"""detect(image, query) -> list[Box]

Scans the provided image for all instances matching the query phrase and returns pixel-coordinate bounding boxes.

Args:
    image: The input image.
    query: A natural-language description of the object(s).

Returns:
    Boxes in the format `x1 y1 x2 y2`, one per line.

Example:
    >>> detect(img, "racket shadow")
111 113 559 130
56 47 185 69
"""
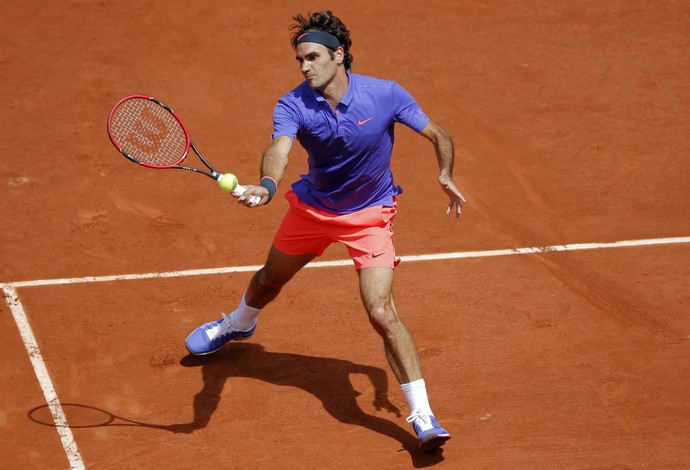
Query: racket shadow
179 342 445 467
27 402 196 434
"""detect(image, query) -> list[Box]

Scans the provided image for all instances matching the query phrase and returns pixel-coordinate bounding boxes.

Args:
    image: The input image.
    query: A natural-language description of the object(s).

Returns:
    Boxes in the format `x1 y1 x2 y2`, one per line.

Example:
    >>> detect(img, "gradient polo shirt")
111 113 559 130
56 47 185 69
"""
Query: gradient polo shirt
272 73 430 214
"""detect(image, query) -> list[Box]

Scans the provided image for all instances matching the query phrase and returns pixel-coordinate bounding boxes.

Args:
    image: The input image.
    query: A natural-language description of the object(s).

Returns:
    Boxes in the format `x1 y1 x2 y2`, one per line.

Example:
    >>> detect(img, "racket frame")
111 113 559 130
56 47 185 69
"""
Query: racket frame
107 95 222 181
107 94 261 204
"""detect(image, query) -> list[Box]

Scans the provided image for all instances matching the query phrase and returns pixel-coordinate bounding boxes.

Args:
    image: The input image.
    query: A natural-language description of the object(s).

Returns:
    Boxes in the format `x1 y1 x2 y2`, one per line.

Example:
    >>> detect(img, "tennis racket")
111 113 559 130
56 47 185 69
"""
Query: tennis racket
107 95 261 205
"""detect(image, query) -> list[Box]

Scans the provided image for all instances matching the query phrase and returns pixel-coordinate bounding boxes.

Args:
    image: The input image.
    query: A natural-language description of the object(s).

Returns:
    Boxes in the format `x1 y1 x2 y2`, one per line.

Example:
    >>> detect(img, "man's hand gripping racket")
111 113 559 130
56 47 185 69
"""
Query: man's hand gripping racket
107 95 262 206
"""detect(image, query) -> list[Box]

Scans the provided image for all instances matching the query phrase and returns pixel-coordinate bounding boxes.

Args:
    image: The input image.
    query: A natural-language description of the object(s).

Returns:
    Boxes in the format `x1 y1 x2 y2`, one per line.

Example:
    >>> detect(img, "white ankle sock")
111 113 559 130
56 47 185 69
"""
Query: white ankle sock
230 294 261 330
401 378 434 416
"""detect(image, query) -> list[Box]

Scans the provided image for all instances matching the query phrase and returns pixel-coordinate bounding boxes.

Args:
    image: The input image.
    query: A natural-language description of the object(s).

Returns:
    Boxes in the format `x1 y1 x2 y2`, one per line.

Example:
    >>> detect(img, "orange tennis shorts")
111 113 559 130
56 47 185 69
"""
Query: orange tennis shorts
274 190 400 270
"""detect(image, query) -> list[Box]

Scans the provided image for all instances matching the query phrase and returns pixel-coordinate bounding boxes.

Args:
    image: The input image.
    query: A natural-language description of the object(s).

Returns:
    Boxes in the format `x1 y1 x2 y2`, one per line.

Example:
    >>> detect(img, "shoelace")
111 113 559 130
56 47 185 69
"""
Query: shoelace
204 313 233 340
406 412 433 431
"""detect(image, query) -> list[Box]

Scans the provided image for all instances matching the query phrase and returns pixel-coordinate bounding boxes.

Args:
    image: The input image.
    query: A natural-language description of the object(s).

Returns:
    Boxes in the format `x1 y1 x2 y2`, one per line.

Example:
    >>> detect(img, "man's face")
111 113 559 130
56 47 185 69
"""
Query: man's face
295 42 342 90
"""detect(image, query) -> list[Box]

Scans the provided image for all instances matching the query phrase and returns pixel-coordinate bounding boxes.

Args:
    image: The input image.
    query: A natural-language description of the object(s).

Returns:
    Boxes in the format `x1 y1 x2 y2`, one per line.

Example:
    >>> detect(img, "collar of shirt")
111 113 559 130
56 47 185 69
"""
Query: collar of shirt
310 72 355 111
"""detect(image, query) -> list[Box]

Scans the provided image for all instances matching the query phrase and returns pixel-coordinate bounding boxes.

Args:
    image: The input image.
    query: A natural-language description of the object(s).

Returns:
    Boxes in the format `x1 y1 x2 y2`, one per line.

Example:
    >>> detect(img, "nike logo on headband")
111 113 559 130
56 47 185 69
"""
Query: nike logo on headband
295 31 341 49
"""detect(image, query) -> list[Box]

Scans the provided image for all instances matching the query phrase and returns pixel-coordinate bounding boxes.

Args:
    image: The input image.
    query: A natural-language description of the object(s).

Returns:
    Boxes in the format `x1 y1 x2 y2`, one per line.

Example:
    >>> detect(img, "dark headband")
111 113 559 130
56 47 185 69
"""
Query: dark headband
295 30 341 50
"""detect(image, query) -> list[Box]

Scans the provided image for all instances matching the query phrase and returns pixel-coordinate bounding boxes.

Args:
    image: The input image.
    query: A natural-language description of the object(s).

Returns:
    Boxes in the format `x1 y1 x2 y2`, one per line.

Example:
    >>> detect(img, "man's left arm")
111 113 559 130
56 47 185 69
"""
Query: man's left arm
419 120 467 218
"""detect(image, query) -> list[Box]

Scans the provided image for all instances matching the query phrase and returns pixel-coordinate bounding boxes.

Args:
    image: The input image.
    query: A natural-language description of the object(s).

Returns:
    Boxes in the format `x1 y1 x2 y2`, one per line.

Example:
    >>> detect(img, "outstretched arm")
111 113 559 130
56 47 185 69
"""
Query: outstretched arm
236 136 293 207
419 120 467 218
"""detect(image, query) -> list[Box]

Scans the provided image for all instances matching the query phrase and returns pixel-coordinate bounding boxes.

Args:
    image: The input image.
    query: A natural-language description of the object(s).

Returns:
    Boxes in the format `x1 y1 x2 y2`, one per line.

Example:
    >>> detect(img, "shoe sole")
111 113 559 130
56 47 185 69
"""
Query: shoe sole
420 433 451 452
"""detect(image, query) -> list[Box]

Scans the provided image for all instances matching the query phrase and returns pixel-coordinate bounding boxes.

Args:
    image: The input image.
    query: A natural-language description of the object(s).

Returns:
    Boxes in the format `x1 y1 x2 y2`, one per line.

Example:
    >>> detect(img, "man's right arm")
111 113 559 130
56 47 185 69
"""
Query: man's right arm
236 136 293 206
261 136 293 184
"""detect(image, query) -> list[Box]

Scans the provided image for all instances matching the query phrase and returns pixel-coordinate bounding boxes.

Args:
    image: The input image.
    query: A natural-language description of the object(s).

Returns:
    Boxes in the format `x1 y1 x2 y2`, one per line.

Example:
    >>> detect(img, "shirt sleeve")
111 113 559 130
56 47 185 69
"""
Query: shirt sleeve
271 97 301 140
392 82 430 132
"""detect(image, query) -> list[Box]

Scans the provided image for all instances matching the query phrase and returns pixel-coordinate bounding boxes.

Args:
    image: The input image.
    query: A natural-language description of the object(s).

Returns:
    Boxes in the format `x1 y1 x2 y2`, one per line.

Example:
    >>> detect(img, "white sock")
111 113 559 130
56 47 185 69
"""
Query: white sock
401 378 434 416
230 294 261 330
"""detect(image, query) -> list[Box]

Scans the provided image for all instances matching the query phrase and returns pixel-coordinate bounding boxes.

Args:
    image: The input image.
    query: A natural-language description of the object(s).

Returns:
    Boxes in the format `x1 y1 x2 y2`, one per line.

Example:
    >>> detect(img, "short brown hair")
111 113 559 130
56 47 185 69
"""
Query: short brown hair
290 11 353 70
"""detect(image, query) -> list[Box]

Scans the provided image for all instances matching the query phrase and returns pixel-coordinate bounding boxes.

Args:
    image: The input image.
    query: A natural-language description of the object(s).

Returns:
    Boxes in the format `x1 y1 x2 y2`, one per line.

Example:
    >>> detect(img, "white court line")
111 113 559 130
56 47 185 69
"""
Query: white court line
4 235 690 289
1 285 84 470
1 234 689 469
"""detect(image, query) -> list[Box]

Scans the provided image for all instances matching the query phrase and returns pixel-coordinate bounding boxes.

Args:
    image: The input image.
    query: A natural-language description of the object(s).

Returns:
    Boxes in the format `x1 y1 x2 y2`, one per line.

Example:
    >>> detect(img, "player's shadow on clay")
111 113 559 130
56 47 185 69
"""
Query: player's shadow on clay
179 343 445 466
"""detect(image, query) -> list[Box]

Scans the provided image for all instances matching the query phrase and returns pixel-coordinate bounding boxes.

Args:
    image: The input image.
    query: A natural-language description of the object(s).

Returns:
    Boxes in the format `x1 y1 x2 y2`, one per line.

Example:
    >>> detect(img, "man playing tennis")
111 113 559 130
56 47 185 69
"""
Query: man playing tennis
186 11 466 452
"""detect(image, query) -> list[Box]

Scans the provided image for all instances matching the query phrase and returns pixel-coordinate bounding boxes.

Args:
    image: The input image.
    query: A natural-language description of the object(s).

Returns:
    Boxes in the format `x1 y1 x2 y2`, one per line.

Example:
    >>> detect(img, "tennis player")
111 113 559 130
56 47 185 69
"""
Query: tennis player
186 11 466 452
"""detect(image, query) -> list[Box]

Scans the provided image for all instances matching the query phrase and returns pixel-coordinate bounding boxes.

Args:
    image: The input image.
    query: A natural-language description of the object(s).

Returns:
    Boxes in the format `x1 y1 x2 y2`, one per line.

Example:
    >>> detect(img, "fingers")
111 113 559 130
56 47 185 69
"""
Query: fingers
233 185 268 207
440 178 466 218
447 198 462 218
445 190 465 218
237 194 263 207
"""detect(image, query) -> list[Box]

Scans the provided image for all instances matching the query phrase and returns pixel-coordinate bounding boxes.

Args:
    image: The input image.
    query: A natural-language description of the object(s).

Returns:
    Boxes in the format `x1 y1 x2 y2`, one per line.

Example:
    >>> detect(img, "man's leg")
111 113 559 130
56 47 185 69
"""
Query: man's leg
358 267 422 383
245 245 317 309
185 245 316 355
358 267 451 451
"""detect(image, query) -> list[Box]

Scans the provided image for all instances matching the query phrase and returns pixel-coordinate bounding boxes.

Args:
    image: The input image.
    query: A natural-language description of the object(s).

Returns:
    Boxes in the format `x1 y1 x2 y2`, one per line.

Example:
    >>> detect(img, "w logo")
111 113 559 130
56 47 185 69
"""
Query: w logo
126 106 169 153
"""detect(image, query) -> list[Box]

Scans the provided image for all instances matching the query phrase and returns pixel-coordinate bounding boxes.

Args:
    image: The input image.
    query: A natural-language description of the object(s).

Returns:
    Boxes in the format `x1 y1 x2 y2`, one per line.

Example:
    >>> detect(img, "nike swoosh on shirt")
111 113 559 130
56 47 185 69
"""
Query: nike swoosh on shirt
358 117 374 125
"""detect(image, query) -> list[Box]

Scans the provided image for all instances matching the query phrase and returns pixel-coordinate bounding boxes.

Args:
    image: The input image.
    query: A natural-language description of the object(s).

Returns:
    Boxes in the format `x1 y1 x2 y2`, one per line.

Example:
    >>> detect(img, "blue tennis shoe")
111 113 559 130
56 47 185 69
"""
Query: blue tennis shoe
406 412 451 451
185 313 256 355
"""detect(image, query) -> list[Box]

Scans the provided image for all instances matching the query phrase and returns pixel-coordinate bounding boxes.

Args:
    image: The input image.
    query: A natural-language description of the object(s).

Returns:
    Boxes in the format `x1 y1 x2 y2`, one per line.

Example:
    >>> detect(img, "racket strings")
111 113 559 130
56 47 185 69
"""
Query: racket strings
110 98 188 167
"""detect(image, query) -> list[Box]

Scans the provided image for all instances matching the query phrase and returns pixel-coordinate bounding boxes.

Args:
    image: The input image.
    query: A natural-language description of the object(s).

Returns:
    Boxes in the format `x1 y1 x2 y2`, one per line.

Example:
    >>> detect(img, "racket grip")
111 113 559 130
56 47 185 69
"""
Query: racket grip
233 184 262 205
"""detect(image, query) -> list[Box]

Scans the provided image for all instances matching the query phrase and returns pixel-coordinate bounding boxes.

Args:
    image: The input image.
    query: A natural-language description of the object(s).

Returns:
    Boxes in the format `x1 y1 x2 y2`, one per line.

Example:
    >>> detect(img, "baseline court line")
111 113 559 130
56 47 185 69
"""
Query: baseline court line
4 235 690 289
1 234 688 469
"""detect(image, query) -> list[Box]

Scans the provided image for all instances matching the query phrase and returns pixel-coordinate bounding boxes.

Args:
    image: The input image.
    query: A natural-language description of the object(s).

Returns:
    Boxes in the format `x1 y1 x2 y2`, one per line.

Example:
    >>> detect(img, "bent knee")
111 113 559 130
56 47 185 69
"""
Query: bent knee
367 305 399 333
257 266 289 290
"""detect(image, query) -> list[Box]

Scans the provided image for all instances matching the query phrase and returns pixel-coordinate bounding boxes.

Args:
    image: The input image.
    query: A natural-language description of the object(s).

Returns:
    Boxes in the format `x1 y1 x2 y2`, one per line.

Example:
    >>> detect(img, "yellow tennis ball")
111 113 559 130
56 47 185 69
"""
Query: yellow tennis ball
218 173 238 192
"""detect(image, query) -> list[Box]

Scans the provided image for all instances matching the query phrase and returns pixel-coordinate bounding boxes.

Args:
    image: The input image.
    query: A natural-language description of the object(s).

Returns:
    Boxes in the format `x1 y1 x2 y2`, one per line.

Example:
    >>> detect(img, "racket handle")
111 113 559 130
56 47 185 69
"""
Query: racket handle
233 184 262 206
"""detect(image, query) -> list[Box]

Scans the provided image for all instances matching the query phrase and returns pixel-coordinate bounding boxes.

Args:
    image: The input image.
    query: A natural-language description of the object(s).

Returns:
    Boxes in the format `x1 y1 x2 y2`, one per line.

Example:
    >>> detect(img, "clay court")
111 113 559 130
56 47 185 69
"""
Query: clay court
2 1 689 468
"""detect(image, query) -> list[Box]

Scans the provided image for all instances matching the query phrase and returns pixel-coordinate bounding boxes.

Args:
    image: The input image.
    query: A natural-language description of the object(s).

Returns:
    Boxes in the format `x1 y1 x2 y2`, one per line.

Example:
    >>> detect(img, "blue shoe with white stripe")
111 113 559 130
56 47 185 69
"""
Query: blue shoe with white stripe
406 412 451 451
185 313 256 355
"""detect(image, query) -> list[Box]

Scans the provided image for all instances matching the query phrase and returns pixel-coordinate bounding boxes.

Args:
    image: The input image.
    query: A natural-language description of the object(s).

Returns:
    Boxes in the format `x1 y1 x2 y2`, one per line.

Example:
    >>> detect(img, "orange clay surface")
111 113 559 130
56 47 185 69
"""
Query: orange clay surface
2 1 689 469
